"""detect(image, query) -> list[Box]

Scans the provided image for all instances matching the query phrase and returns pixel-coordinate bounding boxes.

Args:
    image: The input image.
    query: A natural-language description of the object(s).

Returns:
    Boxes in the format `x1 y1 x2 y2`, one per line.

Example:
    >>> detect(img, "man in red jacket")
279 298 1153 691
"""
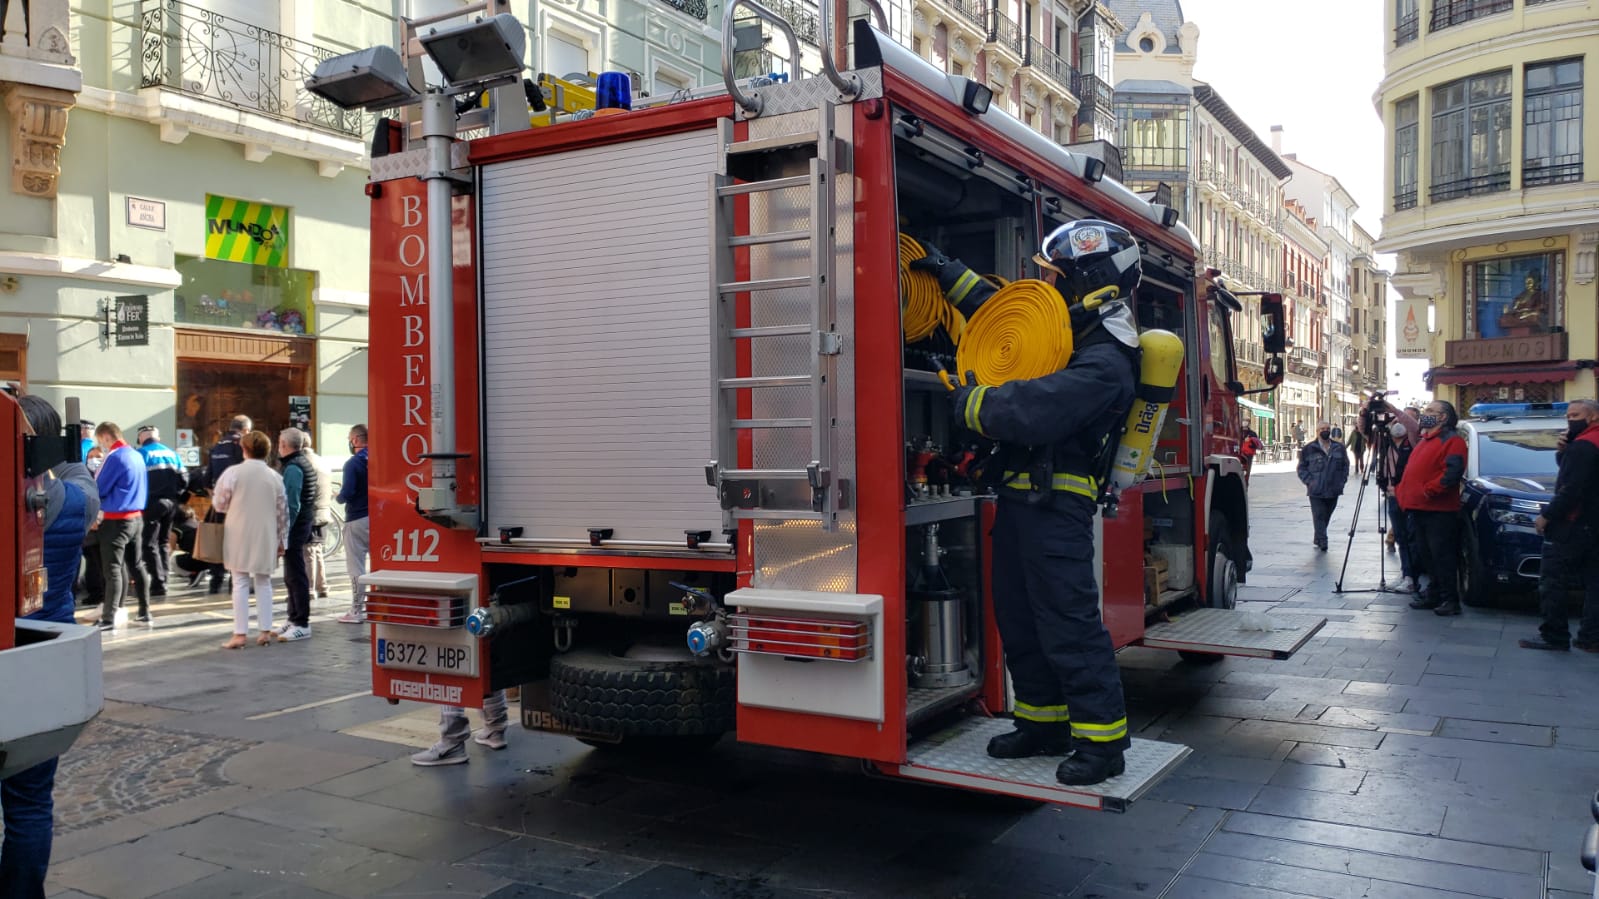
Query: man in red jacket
1396 399 1469 616
1519 399 1599 652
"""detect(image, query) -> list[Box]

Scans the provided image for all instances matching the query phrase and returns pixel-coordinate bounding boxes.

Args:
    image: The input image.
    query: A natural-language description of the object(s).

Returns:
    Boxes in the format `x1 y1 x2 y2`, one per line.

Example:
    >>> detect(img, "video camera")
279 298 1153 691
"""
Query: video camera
1359 391 1399 441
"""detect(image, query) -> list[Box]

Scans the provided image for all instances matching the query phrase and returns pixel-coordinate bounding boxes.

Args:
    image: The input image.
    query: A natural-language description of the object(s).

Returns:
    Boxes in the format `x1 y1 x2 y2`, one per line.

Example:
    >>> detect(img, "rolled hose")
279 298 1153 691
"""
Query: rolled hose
955 279 1074 386
898 234 966 344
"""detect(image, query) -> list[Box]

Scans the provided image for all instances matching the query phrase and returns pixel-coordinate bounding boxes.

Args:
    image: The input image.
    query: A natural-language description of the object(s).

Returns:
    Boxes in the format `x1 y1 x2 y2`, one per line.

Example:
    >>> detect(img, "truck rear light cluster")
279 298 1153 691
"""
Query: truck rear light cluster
729 613 871 661
364 591 468 628
21 568 46 618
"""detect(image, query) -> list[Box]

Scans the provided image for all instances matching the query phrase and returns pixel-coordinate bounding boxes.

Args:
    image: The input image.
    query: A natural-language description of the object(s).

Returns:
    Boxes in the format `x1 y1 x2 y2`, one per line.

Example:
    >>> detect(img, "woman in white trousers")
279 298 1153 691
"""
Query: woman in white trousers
211 431 288 649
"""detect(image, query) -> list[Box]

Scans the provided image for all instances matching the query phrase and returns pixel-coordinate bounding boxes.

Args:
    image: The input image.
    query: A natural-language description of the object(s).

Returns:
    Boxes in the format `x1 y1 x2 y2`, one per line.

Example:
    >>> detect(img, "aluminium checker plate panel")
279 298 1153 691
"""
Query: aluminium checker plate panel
896 717 1190 812
1138 608 1327 660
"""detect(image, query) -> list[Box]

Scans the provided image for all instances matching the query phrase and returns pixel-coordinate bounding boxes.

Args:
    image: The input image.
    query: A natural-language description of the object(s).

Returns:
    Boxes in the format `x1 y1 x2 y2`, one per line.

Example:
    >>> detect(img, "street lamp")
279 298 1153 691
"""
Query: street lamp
304 8 529 529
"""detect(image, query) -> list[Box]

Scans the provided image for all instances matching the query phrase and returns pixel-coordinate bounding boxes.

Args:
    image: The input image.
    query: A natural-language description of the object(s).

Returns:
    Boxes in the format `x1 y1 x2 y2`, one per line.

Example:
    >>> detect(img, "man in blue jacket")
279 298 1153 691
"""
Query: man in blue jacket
136 426 186 597
336 424 370 624
93 422 150 629
3 395 97 894
1297 421 1350 551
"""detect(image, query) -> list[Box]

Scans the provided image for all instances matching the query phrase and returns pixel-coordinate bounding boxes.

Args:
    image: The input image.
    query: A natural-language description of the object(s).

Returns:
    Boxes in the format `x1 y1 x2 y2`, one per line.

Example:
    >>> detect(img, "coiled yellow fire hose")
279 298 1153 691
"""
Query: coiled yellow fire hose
898 234 966 344
949 279 1074 387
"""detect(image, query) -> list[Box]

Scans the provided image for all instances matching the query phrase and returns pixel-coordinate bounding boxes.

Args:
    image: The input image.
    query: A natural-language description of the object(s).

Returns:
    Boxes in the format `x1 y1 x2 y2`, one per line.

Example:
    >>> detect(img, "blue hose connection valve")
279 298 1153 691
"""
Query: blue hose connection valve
686 620 726 656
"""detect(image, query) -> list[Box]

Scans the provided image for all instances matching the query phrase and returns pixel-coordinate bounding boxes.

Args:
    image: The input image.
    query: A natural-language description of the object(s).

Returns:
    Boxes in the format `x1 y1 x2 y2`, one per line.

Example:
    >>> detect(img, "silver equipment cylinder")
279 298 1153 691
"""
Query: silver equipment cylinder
913 593 971 688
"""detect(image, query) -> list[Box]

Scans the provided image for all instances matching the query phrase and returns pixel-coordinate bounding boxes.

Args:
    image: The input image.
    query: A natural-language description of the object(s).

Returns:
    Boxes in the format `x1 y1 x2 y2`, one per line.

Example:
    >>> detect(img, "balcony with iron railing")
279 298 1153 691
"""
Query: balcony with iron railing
947 0 989 32
1524 158 1583 188
1429 0 1513 31
1429 169 1510 202
986 8 1024 58
138 0 365 137
754 0 817 41
1394 10 1420 44
1024 37 1075 91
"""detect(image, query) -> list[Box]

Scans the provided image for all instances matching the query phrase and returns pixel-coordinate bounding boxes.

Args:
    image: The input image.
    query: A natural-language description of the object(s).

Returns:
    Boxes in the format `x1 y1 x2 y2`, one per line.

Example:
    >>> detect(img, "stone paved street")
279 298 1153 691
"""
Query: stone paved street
31 471 1599 898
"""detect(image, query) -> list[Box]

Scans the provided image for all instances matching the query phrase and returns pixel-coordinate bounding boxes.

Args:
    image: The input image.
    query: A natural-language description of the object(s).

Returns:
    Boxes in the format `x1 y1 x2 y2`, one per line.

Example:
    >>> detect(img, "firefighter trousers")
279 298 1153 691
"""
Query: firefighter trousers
991 494 1130 755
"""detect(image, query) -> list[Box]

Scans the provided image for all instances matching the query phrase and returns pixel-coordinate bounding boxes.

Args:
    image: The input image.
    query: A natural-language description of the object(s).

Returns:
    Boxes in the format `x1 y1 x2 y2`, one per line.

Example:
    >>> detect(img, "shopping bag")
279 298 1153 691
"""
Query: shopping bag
194 520 226 564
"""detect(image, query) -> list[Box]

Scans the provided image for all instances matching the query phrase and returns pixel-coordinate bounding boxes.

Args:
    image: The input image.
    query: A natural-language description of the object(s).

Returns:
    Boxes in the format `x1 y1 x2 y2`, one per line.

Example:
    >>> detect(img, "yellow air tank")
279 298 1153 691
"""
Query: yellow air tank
1109 329 1184 490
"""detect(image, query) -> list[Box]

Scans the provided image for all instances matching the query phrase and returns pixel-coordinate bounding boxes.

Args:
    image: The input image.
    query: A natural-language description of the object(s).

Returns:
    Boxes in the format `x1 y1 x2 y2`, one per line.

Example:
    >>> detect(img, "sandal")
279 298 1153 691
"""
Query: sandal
221 635 248 650
256 631 278 646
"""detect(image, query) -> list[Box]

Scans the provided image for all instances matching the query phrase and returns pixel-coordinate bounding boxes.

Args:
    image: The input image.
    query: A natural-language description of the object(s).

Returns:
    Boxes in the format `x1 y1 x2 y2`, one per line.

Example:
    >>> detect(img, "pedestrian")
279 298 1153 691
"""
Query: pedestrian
303 438 333 600
78 418 94 462
211 430 288 649
912 219 1140 786
1240 426 1264 477
1292 422 1306 446
1397 399 1468 616
336 424 370 625
2 395 98 895
135 425 185 598
92 422 151 630
411 691 511 766
1349 427 1367 477
203 415 251 595
1296 421 1349 551
169 505 211 585
1519 399 1599 652
1380 422 1419 591
275 428 318 642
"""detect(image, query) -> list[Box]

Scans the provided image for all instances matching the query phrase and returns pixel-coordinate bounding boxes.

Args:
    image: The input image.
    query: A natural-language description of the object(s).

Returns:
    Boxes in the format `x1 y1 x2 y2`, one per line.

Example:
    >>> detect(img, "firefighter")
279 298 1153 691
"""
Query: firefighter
910 220 1141 786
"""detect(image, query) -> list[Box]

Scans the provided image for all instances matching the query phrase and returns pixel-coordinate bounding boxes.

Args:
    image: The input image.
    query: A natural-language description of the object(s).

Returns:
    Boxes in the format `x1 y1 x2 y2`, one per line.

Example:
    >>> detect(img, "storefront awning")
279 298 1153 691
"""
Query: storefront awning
1427 360 1580 386
1237 397 1275 419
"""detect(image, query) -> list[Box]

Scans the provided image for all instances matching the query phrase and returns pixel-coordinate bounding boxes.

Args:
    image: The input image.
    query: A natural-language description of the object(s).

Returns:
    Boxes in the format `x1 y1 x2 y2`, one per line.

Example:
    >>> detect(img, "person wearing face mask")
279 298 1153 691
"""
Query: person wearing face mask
1396 399 1469 616
1519 399 1599 652
1297 421 1350 551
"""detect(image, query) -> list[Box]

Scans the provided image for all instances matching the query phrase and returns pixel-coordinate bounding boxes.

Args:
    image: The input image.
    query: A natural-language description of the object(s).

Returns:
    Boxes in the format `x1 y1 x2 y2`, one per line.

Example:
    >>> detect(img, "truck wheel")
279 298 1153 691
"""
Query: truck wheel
1458 521 1492 608
1181 511 1237 665
550 646 735 738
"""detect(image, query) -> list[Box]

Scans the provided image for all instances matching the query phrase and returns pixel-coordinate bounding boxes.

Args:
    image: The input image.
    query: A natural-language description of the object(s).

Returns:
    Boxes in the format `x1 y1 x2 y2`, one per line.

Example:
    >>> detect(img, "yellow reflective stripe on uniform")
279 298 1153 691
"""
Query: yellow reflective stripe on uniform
948 269 983 305
966 386 991 436
1014 701 1070 723
1001 471 1098 498
1070 718 1129 742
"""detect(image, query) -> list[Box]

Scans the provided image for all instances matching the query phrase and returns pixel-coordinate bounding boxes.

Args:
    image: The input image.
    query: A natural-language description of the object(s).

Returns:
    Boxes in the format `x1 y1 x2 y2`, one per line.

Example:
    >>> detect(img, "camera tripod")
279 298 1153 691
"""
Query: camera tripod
1334 424 1408 595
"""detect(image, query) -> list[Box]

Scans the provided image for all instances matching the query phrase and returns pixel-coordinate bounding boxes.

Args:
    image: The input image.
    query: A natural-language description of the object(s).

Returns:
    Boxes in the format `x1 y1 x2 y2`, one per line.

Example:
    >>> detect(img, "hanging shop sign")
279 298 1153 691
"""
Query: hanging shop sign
115 295 149 347
1395 297 1430 359
205 194 290 267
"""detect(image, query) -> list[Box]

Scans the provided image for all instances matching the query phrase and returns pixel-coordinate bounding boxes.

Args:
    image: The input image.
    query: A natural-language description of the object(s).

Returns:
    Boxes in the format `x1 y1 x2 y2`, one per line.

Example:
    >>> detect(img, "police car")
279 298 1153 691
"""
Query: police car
1457 402 1565 606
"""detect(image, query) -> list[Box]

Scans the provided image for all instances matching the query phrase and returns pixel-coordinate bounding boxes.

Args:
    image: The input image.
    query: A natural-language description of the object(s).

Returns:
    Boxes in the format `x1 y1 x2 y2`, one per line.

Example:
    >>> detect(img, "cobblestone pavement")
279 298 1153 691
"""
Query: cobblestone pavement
32 473 1599 898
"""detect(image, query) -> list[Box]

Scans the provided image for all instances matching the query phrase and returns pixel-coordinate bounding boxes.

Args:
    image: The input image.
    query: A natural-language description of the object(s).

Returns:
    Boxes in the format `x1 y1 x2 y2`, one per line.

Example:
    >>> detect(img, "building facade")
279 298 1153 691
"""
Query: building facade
1352 223 1390 401
0 0 718 458
1281 197 1329 441
1283 154 1363 431
1377 0 1597 409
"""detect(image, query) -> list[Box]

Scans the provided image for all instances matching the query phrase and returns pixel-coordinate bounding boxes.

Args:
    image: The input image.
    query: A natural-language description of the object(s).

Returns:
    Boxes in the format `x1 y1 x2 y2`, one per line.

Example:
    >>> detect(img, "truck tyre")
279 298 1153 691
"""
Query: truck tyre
1458 520 1492 608
1181 510 1237 665
549 647 735 739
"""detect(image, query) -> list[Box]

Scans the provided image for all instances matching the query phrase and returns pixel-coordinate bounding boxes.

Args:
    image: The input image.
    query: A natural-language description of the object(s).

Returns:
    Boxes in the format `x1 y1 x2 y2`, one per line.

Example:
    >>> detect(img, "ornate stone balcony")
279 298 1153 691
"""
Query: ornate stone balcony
1 0 81 199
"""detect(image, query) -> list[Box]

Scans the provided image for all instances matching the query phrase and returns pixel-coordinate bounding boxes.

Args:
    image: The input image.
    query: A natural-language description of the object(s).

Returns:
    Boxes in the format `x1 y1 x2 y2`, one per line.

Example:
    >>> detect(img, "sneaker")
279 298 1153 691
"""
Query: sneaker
473 728 508 750
150 586 167 597
134 614 153 624
95 619 115 631
336 612 364 624
411 742 468 766
113 608 128 628
279 625 312 642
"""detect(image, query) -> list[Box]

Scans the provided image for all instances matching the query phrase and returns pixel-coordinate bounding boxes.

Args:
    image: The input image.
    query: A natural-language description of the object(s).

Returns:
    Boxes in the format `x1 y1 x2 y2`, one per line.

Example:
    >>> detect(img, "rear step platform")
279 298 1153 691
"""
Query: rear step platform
1138 608 1326 660
894 718 1190 811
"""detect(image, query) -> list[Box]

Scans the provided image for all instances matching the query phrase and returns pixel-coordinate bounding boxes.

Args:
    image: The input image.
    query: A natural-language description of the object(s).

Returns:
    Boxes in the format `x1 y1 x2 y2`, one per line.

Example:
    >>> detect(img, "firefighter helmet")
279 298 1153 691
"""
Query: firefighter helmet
1038 220 1143 310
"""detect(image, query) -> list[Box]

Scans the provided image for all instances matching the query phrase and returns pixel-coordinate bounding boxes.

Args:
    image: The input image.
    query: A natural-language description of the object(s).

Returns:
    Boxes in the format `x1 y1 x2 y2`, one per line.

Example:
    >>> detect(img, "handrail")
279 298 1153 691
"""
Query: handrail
819 0 887 99
721 0 804 114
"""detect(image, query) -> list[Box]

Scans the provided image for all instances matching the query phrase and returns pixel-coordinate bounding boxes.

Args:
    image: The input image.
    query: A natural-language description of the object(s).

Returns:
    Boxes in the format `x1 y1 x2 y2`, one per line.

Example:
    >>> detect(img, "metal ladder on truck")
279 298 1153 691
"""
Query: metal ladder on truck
705 101 843 530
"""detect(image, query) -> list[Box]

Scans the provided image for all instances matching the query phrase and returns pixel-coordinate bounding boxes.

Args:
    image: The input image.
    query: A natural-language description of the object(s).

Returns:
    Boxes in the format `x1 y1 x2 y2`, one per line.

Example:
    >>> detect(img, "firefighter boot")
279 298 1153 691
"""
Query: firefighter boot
1056 749 1125 786
987 725 1071 759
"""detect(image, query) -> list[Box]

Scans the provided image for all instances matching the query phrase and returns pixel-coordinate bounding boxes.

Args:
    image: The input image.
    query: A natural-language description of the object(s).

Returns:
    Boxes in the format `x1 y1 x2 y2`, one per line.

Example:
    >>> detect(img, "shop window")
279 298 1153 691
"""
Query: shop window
174 256 317 335
1429 70 1510 201
1464 251 1564 339
1524 58 1583 188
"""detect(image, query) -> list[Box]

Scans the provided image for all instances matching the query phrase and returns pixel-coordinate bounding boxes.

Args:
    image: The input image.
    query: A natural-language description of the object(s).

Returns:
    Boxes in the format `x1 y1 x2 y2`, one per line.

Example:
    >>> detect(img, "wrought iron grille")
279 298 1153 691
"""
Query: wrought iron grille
1429 0 1511 31
987 9 1023 56
1394 11 1419 44
1025 38 1075 89
950 0 988 31
657 0 710 20
139 0 364 137
749 0 818 43
1524 159 1582 187
1429 170 1509 201
1394 187 1418 210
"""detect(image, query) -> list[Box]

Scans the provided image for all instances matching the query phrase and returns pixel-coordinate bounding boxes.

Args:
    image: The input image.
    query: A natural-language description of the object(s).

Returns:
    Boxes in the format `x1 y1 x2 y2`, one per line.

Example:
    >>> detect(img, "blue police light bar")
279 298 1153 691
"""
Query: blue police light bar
1468 401 1568 420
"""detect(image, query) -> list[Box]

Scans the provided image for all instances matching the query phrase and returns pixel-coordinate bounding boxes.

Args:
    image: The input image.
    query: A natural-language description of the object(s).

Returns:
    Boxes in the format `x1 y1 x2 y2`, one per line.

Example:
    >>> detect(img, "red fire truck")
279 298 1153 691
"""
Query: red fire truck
342 2 1322 809
0 392 103 780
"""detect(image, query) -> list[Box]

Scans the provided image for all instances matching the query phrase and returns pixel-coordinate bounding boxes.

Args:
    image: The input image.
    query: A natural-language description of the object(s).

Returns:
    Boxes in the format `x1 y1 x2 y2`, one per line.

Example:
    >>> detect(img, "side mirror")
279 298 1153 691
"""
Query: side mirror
1260 293 1287 355
1265 356 1285 387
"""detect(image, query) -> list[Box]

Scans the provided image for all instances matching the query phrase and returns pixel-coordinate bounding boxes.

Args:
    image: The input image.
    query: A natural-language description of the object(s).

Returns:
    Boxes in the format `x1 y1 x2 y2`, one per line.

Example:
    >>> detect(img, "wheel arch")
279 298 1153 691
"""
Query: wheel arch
1207 467 1251 581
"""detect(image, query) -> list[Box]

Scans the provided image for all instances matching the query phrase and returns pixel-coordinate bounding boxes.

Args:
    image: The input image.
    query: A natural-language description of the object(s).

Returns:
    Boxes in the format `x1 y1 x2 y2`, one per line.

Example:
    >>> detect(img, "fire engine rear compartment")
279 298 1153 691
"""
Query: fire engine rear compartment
449 54 1324 810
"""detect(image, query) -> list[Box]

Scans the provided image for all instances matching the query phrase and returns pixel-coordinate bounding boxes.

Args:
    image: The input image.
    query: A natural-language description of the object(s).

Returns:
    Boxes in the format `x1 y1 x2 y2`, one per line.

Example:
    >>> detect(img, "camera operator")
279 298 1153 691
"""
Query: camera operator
1361 397 1423 593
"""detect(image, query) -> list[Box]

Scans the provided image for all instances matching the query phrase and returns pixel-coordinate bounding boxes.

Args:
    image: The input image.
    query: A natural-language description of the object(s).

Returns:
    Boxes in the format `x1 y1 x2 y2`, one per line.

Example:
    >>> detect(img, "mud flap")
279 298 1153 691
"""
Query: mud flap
1137 608 1326 660
891 717 1190 811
